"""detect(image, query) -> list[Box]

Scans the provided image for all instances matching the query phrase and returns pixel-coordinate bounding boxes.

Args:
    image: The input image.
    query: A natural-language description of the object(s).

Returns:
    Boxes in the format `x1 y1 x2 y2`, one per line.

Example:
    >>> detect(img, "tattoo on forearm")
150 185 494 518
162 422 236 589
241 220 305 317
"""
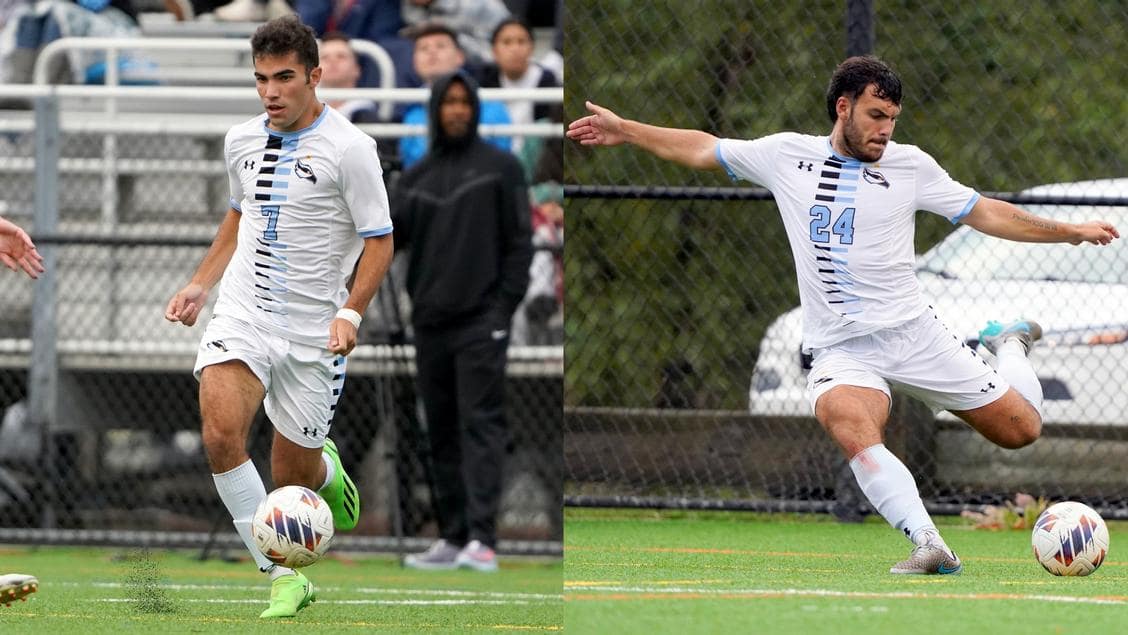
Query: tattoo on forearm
1011 212 1058 232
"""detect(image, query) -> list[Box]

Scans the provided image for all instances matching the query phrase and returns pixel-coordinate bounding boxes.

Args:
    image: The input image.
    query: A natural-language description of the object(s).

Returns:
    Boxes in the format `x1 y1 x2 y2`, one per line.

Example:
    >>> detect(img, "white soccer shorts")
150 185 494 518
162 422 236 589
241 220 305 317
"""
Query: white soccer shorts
806 308 1009 415
193 313 346 448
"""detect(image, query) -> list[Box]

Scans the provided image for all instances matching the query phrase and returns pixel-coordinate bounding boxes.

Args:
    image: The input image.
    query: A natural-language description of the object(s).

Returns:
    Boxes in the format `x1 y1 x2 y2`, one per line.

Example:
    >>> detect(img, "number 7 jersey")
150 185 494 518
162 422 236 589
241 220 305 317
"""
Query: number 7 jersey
217 106 393 347
716 133 979 349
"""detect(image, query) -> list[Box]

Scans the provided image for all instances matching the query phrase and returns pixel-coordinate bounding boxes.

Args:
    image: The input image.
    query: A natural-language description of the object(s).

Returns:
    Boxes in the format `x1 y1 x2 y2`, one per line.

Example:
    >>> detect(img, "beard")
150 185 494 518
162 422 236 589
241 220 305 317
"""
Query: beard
841 115 886 163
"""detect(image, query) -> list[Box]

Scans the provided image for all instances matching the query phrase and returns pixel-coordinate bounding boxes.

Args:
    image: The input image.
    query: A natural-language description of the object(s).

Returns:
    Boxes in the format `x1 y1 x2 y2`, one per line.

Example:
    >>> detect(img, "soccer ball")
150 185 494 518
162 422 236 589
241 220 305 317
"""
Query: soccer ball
1031 501 1109 576
252 485 334 568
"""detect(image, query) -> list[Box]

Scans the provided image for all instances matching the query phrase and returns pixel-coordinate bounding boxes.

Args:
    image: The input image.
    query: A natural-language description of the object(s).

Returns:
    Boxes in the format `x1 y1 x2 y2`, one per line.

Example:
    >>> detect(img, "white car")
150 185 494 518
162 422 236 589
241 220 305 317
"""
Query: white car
749 178 1128 426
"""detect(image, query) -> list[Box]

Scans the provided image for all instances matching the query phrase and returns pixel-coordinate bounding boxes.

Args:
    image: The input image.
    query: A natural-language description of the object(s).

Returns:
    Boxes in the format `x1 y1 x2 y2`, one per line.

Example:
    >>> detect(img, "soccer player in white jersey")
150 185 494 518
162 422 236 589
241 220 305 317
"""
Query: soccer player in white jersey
164 16 393 617
567 56 1119 575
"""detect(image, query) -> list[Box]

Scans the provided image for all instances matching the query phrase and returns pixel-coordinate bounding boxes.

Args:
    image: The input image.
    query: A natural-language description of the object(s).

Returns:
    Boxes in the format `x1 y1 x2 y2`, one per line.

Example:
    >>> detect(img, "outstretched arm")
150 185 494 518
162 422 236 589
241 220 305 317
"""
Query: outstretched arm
566 101 721 171
961 196 1119 245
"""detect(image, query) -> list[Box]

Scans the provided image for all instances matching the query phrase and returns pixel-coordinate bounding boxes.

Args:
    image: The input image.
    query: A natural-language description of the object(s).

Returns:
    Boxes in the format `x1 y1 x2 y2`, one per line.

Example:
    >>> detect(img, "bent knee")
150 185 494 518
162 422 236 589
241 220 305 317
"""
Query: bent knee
1000 415 1042 449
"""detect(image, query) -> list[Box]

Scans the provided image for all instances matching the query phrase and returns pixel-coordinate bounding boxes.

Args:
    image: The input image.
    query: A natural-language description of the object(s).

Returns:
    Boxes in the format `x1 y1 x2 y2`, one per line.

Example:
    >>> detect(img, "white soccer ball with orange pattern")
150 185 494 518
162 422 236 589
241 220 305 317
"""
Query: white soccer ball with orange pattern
252 485 334 568
1031 501 1109 576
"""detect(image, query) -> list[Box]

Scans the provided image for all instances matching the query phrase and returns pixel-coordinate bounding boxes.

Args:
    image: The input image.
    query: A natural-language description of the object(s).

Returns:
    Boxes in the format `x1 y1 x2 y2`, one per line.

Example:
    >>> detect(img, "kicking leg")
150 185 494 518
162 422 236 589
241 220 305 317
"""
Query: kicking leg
955 319 1044 448
816 385 961 574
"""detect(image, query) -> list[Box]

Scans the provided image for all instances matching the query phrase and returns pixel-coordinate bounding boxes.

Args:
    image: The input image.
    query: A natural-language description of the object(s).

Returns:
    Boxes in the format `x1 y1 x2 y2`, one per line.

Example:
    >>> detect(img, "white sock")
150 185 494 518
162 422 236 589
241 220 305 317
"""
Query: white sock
320 451 335 491
213 459 293 577
996 340 1044 418
850 444 941 546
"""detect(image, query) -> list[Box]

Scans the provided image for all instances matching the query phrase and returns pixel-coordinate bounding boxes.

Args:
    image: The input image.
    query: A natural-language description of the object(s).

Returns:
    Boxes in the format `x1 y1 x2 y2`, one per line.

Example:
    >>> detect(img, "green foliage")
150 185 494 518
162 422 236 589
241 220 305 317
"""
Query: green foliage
565 0 1128 407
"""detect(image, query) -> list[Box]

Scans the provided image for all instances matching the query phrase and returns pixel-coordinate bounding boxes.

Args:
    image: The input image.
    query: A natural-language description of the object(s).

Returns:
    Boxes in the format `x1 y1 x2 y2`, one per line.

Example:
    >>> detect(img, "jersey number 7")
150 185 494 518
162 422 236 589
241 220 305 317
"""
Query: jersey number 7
809 205 855 244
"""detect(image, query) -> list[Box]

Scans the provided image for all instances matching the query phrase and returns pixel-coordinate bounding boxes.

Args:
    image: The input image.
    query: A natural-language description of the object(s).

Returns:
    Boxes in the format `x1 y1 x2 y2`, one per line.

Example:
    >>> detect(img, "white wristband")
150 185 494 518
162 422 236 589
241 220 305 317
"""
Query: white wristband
335 308 362 329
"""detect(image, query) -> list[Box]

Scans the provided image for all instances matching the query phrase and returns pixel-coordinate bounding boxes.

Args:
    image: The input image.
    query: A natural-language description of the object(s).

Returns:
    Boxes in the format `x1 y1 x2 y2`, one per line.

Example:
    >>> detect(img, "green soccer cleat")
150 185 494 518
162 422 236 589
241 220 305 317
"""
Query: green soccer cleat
259 571 316 619
319 438 360 531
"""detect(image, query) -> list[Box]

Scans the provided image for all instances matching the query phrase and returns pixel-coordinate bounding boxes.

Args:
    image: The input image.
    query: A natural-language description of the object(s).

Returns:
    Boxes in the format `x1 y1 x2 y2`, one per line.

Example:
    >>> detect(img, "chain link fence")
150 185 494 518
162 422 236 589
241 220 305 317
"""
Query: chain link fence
563 1 1128 516
0 84 563 555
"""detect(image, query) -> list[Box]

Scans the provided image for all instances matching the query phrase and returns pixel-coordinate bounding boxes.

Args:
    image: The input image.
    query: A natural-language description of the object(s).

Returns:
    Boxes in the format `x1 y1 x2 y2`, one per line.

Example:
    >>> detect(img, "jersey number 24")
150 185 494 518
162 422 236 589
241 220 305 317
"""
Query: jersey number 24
808 205 855 244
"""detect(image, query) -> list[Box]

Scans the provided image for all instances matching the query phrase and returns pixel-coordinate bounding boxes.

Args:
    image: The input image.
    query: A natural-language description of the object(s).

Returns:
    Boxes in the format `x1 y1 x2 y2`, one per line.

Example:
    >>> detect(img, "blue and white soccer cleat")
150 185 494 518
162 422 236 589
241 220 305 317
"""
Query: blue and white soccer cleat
978 319 1043 355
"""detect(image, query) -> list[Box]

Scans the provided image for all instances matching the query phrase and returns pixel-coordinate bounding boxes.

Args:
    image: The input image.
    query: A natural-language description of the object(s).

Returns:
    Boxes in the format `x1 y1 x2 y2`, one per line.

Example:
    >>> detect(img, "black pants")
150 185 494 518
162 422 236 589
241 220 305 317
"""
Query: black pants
414 316 509 549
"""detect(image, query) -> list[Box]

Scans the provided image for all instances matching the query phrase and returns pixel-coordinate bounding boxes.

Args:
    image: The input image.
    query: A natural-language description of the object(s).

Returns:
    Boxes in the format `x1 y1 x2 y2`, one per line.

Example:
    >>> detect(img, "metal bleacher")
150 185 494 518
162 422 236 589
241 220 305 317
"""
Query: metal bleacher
0 30 563 354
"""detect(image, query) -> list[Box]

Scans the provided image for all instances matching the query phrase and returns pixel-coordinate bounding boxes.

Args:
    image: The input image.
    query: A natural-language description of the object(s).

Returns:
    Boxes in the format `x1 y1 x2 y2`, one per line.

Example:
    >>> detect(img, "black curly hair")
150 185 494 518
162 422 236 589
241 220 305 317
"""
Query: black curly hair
825 56 902 123
251 15 319 78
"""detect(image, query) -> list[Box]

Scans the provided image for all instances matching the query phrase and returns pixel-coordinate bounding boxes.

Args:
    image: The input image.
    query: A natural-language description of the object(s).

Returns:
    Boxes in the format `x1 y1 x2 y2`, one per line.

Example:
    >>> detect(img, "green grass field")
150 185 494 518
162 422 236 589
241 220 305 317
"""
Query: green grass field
0 546 562 633
565 508 1128 634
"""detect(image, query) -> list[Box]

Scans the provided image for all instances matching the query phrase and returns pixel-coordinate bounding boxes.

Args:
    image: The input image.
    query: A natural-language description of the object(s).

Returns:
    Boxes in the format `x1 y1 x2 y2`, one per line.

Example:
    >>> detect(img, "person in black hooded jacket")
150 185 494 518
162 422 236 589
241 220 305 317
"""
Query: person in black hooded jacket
394 69 532 572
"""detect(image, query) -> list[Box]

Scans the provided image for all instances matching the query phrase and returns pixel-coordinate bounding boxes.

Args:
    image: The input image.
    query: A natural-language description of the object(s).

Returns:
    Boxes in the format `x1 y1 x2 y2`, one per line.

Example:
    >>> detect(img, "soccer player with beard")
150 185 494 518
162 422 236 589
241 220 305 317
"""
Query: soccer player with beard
567 56 1118 575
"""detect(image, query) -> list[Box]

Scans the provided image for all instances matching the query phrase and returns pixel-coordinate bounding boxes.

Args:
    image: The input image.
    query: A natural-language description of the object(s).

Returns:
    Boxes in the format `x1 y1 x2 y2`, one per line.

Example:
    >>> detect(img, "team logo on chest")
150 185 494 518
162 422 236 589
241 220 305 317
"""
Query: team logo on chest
295 156 317 184
863 167 890 188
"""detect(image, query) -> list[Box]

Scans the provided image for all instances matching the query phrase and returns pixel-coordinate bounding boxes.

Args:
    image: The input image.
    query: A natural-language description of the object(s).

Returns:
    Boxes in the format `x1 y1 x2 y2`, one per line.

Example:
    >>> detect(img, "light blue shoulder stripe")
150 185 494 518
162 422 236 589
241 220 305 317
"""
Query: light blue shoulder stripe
715 142 738 181
951 192 981 224
360 225 394 237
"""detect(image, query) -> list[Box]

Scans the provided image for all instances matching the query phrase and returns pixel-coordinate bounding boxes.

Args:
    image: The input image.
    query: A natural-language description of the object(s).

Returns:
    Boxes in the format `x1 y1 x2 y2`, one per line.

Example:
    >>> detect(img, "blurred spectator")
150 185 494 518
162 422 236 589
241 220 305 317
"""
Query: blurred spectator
499 0 555 28
478 17 556 167
394 70 530 572
398 22 511 169
211 0 293 21
163 0 290 20
541 0 559 81
512 181 562 346
400 0 509 65
0 0 140 85
530 103 562 183
294 0 416 90
319 31 381 123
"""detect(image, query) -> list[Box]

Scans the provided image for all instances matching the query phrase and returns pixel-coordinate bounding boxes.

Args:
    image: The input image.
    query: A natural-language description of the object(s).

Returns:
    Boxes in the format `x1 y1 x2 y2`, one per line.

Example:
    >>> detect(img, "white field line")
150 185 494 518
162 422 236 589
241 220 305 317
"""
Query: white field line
70 581 559 600
566 585 1127 606
93 598 534 606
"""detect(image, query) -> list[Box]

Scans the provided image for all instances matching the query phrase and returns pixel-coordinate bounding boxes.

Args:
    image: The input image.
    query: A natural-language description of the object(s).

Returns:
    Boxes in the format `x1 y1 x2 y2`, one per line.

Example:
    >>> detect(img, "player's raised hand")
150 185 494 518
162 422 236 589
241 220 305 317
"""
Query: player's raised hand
1071 220 1120 245
0 217 44 279
165 282 208 327
567 101 627 147
328 318 357 356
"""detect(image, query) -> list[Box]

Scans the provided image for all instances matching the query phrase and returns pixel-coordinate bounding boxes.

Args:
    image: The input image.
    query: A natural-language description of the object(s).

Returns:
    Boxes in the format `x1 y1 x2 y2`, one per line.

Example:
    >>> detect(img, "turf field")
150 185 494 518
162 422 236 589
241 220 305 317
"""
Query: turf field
0 545 561 633
565 508 1128 634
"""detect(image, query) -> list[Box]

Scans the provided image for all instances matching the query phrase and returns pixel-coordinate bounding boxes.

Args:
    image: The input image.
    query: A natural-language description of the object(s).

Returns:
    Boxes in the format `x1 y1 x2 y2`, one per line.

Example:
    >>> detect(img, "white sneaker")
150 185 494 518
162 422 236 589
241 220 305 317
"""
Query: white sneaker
0 574 38 606
404 539 461 570
214 0 265 21
456 540 498 572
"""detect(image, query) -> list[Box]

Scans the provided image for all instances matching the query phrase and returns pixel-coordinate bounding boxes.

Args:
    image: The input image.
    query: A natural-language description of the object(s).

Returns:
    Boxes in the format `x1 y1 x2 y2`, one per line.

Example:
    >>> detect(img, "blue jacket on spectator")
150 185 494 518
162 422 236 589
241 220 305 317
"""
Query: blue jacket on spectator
399 98 511 169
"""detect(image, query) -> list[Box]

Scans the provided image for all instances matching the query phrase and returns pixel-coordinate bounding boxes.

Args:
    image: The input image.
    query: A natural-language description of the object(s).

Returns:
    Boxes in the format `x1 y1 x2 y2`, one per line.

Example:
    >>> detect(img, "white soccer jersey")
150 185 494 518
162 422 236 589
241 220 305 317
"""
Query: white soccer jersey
717 133 979 349
215 105 393 347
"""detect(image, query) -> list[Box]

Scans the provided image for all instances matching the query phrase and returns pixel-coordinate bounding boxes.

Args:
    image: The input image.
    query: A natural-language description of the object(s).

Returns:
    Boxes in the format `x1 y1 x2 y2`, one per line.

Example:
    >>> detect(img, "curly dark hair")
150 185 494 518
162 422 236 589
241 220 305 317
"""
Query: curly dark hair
825 56 902 123
251 15 319 77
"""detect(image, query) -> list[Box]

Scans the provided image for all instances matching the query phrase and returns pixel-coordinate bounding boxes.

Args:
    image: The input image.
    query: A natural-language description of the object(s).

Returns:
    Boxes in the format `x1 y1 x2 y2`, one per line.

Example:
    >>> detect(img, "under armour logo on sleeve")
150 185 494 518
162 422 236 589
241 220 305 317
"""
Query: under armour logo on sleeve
798 161 813 171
